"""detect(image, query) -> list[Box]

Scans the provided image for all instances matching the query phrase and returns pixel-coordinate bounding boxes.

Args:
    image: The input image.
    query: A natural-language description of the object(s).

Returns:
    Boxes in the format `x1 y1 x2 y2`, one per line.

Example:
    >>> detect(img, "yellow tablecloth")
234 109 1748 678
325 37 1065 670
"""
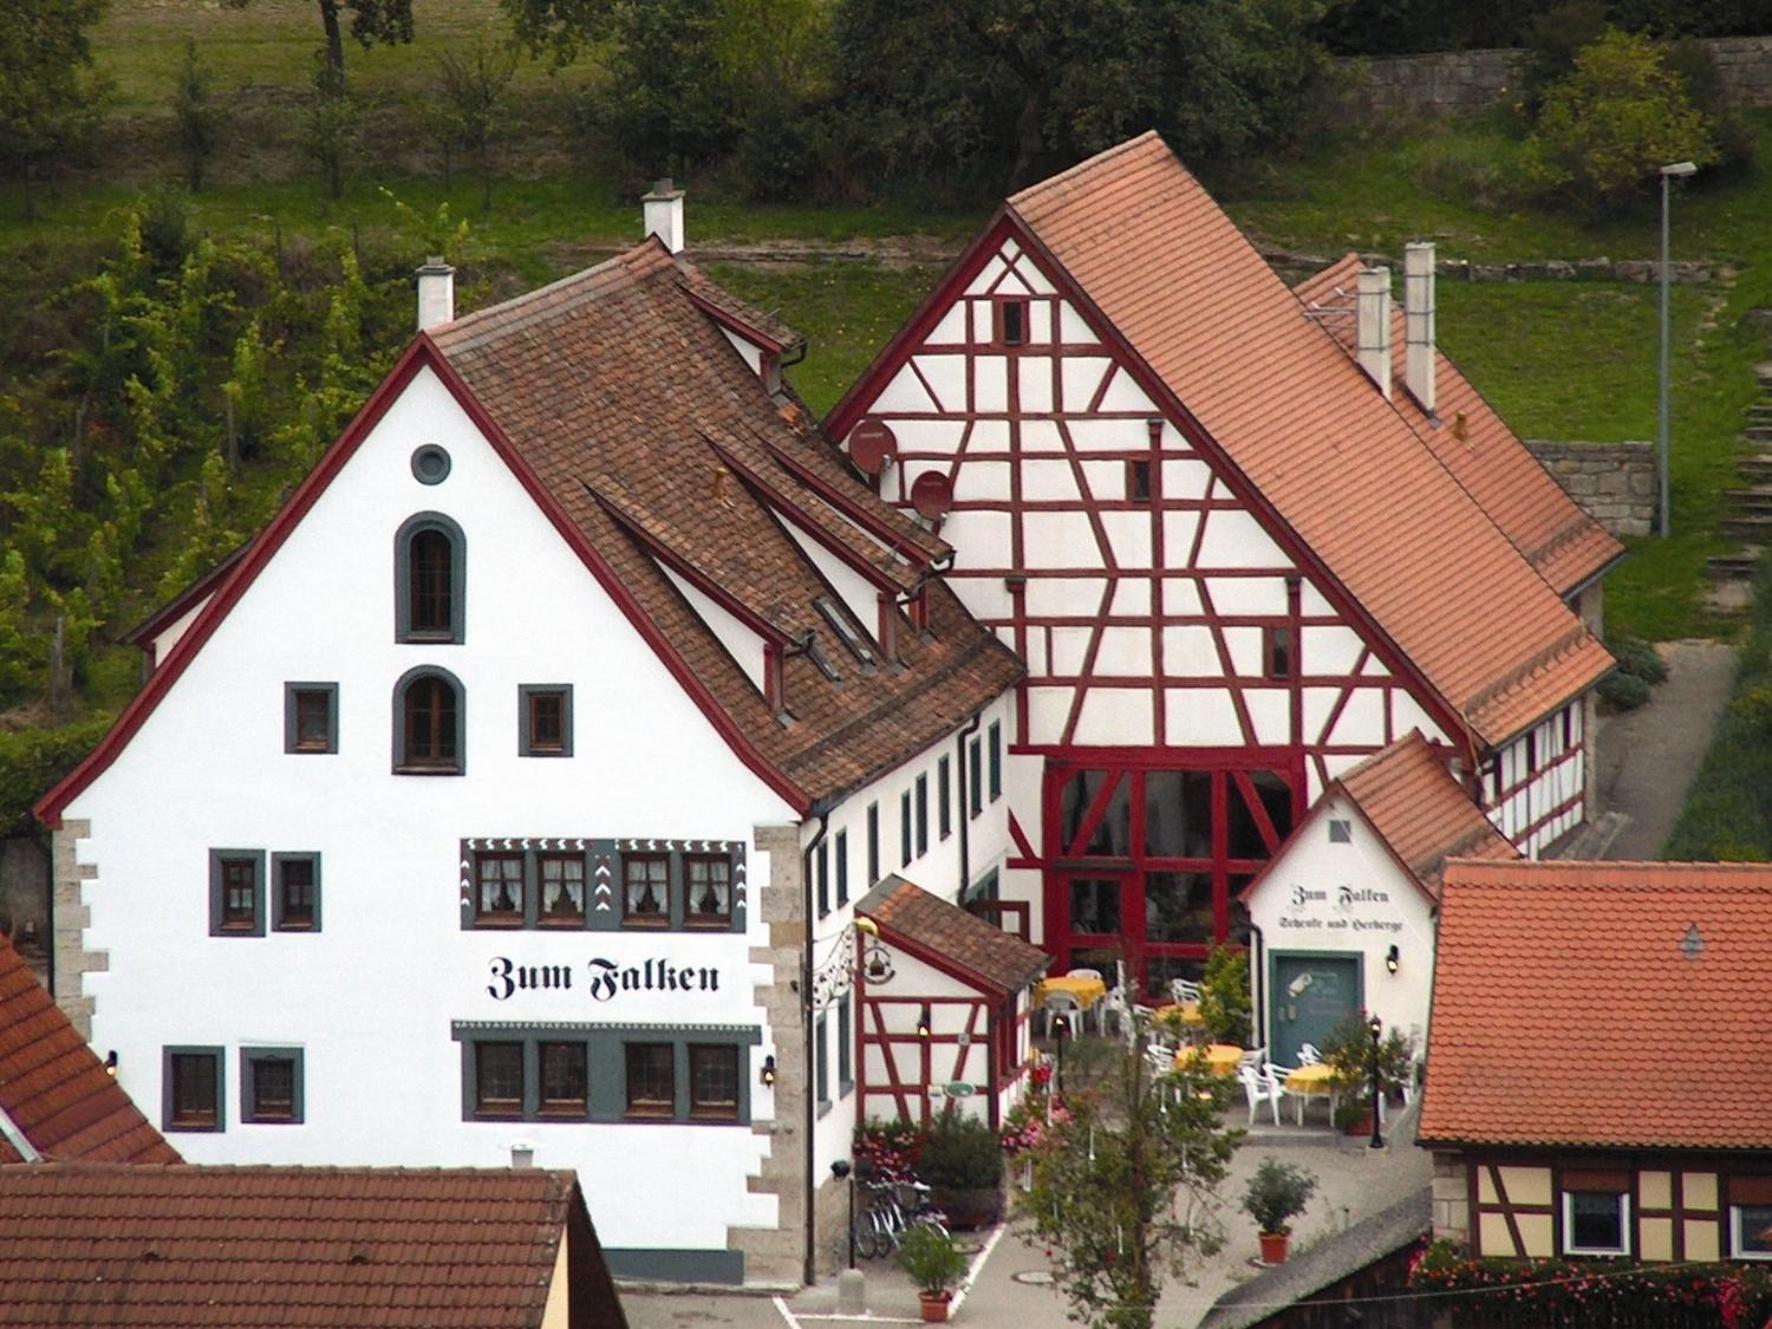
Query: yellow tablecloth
1175 1043 1243 1077
1284 1063 1337 1096
1035 976 1108 1011
1153 1001 1205 1030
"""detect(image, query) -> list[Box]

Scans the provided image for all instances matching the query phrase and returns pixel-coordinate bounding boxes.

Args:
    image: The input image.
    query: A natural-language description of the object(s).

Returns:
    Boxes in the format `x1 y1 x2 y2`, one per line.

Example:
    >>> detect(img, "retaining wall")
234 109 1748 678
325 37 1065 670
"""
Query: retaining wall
1525 440 1658 539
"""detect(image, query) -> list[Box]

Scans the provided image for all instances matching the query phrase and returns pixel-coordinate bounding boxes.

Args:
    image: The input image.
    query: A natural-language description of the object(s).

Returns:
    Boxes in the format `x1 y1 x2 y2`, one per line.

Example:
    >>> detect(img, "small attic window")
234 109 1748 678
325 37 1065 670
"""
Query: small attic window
1328 819 1352 844
996 298 1029 347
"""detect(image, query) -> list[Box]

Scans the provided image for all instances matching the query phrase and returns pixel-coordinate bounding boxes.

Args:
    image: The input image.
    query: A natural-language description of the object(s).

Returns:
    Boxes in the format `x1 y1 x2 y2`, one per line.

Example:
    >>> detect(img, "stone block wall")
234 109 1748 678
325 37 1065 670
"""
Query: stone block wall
1432 1152 1470 1246
1525 440 1657 539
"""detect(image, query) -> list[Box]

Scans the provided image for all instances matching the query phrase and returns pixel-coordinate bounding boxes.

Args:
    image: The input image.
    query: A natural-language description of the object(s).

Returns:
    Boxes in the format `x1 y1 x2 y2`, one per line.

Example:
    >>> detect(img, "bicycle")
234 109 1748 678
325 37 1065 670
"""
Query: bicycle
854 1173 948 1259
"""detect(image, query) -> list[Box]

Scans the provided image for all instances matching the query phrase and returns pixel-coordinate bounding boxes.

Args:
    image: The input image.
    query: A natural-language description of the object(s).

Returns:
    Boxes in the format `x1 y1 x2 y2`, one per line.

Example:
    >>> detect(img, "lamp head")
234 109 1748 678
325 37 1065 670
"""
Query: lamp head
760 1054 777 1087
1367 1014 1383 1039
104 1050 118 1077
831 1159 852 1180
1661 161 1698 177
916 1004 932 1039
1385 944 1400 975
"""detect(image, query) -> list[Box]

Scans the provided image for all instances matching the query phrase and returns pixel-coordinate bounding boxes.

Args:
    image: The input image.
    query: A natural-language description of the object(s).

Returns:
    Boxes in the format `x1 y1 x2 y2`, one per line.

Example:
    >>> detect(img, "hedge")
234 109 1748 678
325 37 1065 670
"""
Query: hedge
0 715 114 839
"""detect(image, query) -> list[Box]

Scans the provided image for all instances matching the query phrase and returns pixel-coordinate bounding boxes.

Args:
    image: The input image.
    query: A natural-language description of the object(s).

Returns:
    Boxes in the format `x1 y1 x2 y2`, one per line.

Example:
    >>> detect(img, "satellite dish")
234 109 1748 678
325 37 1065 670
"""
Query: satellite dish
849 419 898 476
910 471 953 520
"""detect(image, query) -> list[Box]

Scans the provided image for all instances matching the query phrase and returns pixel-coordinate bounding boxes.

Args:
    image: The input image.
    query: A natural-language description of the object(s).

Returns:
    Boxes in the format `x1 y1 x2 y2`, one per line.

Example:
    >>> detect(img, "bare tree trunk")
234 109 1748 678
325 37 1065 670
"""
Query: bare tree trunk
318 0 346 82
48 616 69 722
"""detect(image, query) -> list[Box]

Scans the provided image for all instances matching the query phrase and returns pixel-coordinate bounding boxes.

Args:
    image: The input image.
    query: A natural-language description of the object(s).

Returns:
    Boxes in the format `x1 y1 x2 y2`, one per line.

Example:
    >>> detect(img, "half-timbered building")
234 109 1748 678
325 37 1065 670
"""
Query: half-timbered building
1422 860 1772 1265
827 132 1619 993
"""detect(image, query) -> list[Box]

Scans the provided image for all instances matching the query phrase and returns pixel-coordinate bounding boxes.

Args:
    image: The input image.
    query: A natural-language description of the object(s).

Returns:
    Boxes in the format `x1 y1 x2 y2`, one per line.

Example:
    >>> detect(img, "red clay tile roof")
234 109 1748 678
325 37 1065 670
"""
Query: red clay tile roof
675 261 804 353
0 939 178 1165
1007 133 1612 747
857 876 1050 993
1294 255 1624 600
1420 860 1772 1149
1335 731 1518 895
0 1163 600 1328
430 244 1020 804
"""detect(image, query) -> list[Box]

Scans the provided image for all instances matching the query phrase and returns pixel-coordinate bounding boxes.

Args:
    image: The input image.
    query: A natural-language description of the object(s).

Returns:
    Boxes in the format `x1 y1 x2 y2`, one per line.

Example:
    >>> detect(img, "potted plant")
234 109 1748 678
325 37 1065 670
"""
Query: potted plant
1241 1157 1317 1264
922 1112 1005 1229
896 1222 968 1322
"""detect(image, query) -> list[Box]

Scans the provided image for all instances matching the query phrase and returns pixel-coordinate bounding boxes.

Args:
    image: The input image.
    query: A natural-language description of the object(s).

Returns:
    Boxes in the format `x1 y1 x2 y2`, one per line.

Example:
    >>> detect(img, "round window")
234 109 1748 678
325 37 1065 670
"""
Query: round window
411 445 451 485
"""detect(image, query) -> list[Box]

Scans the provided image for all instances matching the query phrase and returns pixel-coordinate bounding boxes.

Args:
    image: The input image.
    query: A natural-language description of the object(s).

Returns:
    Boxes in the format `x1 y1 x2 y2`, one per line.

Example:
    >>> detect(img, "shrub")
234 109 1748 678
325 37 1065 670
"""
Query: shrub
1606 632 1668 685
1319 1013 1413 1097
0 715 113 838
1598 670 1652 711
921 1112 1003 1191
1197 944 1252 1046
896 1222 967 1295
171 36 228 193
1522 29 1718 209
1241 1158 1316 1236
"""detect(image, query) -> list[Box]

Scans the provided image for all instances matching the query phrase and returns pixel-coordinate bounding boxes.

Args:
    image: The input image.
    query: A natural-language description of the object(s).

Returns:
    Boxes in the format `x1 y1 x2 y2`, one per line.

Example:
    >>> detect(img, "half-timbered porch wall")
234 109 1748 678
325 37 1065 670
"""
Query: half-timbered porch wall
1480 701 1584 858
1441 1149 1772 1265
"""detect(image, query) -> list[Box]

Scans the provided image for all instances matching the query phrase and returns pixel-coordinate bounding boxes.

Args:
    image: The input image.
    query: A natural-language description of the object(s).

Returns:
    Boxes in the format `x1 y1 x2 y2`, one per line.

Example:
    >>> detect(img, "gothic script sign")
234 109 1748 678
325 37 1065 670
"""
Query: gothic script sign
486 955 721 1002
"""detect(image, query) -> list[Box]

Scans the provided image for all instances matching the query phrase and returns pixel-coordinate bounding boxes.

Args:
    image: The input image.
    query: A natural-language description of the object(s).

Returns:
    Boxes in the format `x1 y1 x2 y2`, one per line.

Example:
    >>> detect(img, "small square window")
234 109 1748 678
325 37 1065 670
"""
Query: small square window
1127 459 1153 503
689 1045 739 1121
474 853 526 926
1328 819 1352 844
1562 1190 1629 1256
685 854 732 928
623 855 670 927
273 854 320 931
241 1048 303 1124
539 1041 588 1115
1264 626 1294 680
520 685 573 757
626 1043 675 1118
1732 1204 1772 1260
286 683 338 754
475 1042 524 1117
997 299 1028 347
210 850 265 937
164 1048 223 1132
537 854 585 925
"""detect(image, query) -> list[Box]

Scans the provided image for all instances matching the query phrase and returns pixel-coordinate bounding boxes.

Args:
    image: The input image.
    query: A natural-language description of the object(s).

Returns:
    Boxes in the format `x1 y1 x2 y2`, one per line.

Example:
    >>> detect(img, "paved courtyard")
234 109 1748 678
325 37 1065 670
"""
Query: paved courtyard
622 1103 1431 1329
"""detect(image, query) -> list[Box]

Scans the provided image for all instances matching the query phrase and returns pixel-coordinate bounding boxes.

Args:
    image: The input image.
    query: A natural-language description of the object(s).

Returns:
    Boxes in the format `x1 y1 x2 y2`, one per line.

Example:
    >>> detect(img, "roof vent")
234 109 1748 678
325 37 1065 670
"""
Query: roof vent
1680 923 1705 960
642 178 686 255
1356 267 1392 400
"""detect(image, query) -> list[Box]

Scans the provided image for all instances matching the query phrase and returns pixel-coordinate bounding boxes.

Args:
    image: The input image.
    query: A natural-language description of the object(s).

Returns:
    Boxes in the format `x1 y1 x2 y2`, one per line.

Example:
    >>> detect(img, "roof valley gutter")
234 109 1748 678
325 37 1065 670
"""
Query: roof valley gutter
800 806 830 1288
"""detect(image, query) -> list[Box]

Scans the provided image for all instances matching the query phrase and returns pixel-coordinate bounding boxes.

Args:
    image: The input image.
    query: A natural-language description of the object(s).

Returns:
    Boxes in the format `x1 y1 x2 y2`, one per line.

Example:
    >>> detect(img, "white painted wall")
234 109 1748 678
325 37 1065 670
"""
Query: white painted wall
1244 793 1437 1056
150 594 212 665
67 365 803 1260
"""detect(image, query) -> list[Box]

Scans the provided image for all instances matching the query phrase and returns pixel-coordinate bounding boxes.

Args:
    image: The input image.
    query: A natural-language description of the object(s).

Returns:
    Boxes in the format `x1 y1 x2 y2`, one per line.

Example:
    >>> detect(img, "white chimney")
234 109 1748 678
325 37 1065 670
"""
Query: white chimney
1404 242 1437 415
510 1142 535 1169
1356 266 1392 400
415 256 454 331
642 177 686 255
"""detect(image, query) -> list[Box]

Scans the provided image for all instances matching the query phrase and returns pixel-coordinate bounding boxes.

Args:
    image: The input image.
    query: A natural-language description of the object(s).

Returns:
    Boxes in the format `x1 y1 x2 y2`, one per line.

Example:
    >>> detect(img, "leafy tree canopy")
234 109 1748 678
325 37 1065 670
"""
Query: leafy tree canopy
222 0 413 80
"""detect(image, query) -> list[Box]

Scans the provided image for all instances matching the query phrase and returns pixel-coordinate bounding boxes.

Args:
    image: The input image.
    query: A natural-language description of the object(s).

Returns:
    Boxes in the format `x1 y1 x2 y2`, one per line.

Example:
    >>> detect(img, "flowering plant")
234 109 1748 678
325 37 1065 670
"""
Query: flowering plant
854 1117 922 1181
999 1095 1070 1156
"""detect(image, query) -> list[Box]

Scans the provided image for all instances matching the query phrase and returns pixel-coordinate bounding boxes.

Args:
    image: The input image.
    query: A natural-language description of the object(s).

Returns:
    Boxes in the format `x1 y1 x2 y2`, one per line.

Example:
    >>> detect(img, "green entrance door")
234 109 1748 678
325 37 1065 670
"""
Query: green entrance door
1270 954 1361 1068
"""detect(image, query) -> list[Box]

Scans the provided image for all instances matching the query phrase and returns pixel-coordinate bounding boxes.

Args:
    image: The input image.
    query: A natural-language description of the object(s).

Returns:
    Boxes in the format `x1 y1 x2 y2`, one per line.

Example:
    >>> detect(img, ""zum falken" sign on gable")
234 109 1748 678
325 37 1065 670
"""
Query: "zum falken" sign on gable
487 956 720 1002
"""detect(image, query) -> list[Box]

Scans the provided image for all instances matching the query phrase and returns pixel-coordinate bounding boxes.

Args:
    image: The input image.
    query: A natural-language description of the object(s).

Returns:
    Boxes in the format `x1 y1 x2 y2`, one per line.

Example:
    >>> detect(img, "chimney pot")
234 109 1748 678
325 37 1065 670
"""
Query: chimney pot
1404 242 1437 415
1356 266 1393 400
642 179 686 255
415 256 455 332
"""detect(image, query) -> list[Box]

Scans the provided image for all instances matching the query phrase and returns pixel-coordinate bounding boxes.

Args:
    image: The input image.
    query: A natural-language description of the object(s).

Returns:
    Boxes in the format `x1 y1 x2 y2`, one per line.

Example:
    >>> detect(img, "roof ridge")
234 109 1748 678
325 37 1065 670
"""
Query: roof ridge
436 239 670 344
1334 728 1431 790
1009 130 1166 207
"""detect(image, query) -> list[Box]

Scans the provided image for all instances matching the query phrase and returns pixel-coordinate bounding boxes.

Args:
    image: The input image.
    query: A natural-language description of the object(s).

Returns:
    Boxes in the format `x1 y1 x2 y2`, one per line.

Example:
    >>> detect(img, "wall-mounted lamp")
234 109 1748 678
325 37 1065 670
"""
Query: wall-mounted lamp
1385 944 1400 975
104 1051 118 1077
916 1005 932 1040
760 1055 777 1087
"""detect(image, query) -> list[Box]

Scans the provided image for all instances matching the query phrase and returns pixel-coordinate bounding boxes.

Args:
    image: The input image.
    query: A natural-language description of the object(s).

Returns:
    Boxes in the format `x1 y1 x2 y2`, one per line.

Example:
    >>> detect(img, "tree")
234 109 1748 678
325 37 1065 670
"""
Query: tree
0 0 110 219
1021 1012 1241 1329
171 36 228 192
304 52 359 200
433 35 519 210
223 0 412 84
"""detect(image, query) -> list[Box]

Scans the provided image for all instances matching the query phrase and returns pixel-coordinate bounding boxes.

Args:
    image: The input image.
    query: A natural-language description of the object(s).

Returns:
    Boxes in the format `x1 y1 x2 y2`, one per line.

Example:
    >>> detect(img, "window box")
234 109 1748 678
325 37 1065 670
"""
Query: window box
536 853 586 927
690 1045 739 1122
538 1041 589 1118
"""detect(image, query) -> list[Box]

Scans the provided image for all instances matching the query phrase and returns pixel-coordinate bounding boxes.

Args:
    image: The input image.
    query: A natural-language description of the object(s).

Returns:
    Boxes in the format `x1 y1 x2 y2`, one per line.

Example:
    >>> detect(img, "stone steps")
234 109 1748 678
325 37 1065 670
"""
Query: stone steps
1707 547 1763 581
1721 514 1772 541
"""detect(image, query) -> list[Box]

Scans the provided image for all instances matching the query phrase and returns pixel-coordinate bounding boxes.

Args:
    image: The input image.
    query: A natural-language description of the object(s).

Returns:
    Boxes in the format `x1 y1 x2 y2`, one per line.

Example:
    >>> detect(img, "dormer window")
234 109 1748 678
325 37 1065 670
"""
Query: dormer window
396 513 465 644
996 298 1029 347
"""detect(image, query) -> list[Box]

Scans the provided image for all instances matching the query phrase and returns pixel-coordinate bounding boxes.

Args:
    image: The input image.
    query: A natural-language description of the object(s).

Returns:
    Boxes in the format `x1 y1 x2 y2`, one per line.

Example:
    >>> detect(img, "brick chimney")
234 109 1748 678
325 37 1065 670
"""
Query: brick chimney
415 256 454 331
1356 266 1392 400
642 178 686 255
1404 242 1437 415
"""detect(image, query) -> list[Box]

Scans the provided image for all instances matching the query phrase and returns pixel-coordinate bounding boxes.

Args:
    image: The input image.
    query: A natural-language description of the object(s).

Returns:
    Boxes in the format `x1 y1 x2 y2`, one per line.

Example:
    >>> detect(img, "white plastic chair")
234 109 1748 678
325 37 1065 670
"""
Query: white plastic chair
1043 991 1084 1039
1238 1046 1268 1071
1099 984 1133 1044
1170 978 1203 1005
1237 1066 1286 1125
1297 1043 1322 1067
1144 1044 1176 1079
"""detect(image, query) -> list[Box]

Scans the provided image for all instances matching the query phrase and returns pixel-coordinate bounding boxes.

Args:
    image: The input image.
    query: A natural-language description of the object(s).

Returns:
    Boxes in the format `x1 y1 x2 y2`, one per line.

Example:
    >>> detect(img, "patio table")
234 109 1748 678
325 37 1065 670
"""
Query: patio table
1283 1062 1338 1125
1035 975 1108 1011
1175 1042 1242 1077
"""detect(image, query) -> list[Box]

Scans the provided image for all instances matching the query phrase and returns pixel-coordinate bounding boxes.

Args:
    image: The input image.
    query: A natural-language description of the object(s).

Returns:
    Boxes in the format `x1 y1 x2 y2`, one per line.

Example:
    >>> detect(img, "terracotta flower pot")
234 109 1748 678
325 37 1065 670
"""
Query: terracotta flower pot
1258 1230 1290 1264
919 1291 953 1323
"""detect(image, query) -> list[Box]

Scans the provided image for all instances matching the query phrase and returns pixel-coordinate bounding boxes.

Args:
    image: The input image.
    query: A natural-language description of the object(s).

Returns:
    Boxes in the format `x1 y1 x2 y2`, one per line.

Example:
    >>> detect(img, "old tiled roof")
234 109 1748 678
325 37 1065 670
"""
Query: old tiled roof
0 1164 595 1328
428 243 1020 805
1294 255 1624 600
0 939 178 1165
674 261 804 352
857 875 1049 993
1336 731 1518 895
1421 860 1772 1149
1007 133 1613 747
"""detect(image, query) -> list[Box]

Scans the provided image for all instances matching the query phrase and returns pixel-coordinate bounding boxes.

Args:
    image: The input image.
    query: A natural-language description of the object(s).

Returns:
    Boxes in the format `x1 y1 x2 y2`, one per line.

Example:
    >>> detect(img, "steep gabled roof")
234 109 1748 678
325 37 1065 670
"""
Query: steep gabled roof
1336 731 1518 895
857 875 1049 994
0 939 178 1164
988 133 1611 747
1421 860 1772 1150
1294 254 1624 600
0 1164 615 1329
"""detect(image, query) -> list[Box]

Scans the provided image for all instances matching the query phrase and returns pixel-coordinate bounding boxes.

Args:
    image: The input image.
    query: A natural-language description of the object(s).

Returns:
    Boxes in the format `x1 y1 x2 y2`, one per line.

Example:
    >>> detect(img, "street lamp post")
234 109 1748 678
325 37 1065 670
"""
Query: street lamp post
1053 1013 1071 1095
1367 1014 1384 1150
831 1160 855 1269
1659 161 1698 538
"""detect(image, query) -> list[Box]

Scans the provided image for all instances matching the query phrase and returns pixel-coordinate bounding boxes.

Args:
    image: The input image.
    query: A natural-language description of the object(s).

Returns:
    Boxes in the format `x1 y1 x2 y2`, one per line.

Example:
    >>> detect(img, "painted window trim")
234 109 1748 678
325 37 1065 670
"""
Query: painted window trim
814 1013 831 1116
394 510 466 645
518 683 574 758
835 829 849 906
271 852 322 932
816 840 830 918
988 722 1003 802
938 757 952 841
208 849 266 938
1560 1189 1632 1258
162 1045 225 1133
239 1046 305 1125
915 773 930 856
866 803 881 885
1731 1204 1772 1260
392 664 465 775
410 444 452 485
459 839 746 934
283 681 339 755
968 738 983 818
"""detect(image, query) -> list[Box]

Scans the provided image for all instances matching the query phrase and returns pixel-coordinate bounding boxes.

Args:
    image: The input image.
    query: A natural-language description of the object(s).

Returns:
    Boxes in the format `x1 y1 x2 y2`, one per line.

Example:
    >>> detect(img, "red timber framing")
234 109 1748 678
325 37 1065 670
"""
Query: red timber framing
827 213 1481 992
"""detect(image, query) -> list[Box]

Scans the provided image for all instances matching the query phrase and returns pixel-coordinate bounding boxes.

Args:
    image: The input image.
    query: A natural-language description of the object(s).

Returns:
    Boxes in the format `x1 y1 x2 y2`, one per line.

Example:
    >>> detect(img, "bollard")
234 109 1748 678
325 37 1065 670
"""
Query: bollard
836 1268 867 1315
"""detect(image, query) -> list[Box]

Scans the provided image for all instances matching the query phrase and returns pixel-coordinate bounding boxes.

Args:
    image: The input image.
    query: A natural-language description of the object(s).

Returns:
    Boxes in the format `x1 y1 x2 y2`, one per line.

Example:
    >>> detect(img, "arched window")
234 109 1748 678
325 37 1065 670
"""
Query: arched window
396 513 465 643
394 666 464 774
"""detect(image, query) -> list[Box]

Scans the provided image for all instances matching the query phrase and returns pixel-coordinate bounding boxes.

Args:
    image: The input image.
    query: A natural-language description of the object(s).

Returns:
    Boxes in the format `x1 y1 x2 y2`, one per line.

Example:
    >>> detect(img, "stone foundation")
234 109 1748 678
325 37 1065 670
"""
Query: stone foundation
1525 440 1657 539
